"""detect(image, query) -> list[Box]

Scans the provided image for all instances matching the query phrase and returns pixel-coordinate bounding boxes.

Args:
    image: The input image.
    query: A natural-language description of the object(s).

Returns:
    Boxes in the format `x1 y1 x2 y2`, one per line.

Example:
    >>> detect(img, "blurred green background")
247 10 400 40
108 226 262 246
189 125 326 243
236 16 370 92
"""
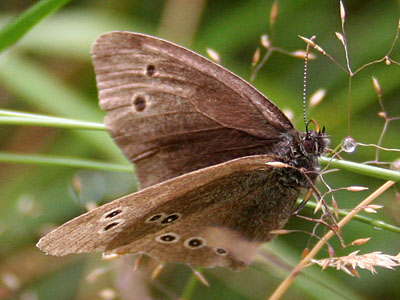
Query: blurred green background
0 0 399 299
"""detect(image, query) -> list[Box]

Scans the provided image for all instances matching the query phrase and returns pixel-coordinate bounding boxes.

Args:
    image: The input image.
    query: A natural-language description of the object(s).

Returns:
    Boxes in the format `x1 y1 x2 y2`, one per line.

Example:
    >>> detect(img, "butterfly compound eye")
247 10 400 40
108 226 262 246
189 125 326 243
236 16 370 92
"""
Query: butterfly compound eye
302 138 317 155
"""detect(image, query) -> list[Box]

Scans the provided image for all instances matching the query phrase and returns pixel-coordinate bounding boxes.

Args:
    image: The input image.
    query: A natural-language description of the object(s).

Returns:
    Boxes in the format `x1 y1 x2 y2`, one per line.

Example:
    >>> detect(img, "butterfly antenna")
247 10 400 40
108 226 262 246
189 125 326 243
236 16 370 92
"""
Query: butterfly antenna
302 36 316 131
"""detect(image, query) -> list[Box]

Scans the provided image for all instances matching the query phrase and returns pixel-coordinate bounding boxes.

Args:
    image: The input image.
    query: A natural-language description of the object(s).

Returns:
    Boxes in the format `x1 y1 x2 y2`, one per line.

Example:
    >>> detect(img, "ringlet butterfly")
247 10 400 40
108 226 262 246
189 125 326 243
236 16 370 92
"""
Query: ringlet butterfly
37 32 329 270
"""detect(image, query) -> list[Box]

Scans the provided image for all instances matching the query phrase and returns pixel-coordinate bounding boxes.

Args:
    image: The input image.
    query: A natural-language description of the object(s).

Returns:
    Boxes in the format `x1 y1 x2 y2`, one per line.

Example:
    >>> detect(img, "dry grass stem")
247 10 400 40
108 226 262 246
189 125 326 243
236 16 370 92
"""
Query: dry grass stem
102 253 120 261
99 288 117 300
350 237 371 246
86 267 109 283
345 186 368 192
192 269 210 287
291 51 316 59
252 48 261 66
267 180 396 300
269 229 293 235
335 32 345 46
357 143 400 153
282 109 294 121
332 198 339 218
299 35 349 73
206 48 221 64
133 255 142 271
151 263 164 280
372 76 382 96
309 89 326 107
339 1 346 25
298 36 326 56
261 34 270 48
265 161 290 168
311 251 400 276
270 0 279 27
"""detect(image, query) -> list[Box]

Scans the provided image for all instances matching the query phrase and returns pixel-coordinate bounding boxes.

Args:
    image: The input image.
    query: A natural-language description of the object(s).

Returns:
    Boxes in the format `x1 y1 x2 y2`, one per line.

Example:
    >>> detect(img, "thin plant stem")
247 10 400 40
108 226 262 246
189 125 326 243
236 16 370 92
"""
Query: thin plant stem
0 109 106 131
1 151 399 183
0 116 106 131
319 156 400 182
268 180 396 300
251 48 273 81
300 199 400 234
353 18 400 74
0 152 132 173
347 76 352 136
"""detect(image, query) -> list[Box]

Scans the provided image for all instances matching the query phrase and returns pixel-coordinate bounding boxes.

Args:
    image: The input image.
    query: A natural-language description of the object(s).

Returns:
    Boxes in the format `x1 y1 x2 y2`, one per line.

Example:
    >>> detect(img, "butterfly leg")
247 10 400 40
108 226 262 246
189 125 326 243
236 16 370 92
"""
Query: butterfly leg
293 188 313 214
298 168 339 228
293 214 345 248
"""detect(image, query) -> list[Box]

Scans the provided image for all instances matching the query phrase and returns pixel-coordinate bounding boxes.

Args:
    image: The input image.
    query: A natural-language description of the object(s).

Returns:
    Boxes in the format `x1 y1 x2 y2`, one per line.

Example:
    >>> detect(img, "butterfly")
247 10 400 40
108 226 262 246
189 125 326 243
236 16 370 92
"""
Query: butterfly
37 31 329 270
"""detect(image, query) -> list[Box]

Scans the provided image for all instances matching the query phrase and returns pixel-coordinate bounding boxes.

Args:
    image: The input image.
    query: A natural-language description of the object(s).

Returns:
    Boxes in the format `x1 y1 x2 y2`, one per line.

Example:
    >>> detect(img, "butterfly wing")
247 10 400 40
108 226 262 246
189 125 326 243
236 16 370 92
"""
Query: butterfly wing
92 31 293 188
37 155 299 270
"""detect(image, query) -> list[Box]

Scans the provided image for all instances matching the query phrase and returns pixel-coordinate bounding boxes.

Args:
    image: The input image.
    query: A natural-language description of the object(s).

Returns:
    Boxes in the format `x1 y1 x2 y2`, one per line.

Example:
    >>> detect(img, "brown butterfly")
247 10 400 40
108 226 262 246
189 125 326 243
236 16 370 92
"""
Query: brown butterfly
37 32 329 270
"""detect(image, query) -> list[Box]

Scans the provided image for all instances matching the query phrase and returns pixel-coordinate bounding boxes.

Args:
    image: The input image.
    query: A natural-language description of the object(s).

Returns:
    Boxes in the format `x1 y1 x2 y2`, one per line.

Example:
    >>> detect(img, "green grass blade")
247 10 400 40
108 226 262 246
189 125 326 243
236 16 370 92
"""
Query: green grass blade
0 53 123 160
0 152 132 173
0 0 71 52
0 116 105 131
0 109 106 130
320 157 400 182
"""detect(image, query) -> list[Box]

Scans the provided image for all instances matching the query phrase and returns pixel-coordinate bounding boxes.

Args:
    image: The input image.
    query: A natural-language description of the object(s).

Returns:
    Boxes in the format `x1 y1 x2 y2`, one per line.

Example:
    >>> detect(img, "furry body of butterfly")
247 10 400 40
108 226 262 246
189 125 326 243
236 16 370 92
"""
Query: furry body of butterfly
37 32 329 270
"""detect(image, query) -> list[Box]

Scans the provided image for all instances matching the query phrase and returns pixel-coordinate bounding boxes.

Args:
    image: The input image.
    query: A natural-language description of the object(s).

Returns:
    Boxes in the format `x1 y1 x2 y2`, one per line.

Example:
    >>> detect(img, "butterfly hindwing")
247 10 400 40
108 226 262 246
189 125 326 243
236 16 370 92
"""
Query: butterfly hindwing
37 155 299 269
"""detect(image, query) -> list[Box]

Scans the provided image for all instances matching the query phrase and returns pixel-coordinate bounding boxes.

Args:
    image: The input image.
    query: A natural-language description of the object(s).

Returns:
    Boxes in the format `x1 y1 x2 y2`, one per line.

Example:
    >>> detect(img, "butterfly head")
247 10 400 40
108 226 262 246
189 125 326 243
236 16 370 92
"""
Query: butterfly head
275 126 329 170
300 125 329 157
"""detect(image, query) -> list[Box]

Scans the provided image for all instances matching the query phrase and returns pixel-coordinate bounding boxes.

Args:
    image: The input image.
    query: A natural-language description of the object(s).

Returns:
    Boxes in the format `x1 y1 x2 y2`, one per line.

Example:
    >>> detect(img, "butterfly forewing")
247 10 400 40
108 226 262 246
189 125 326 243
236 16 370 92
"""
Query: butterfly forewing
92 31 294 188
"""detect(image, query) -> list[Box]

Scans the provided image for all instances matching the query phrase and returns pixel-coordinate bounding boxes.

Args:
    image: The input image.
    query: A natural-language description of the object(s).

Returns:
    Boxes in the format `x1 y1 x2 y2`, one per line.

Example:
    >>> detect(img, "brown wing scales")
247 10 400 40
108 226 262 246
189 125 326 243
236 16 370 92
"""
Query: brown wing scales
92 32 293 188
37 156 298 270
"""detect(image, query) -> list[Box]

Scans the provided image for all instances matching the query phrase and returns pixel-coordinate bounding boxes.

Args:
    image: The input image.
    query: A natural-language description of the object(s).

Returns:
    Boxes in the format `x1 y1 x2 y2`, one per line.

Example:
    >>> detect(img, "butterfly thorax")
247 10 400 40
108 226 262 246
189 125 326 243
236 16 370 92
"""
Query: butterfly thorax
272 128 330 187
